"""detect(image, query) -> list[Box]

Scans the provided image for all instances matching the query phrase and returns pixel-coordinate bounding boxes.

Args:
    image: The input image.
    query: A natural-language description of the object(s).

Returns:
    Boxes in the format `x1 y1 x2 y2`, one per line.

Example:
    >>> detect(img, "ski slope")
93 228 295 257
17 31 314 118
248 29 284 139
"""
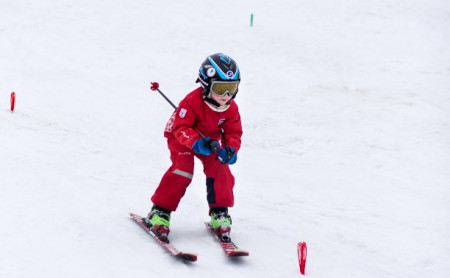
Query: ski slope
1 0 449 277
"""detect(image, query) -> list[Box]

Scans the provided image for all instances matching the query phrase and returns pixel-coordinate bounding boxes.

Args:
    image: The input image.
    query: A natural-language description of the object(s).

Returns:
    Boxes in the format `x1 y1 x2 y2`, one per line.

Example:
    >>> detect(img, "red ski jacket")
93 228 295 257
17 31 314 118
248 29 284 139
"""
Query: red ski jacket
164 87 242 152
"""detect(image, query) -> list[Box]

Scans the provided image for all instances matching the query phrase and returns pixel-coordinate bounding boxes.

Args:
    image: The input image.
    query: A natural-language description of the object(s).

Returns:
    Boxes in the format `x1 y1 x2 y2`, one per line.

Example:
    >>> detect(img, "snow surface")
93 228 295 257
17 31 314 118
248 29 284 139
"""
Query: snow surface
1 0 450 277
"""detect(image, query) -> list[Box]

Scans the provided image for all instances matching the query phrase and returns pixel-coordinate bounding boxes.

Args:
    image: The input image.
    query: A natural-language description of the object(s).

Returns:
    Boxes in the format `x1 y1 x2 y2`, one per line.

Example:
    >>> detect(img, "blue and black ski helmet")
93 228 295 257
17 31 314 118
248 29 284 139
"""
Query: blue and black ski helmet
196 53 240 96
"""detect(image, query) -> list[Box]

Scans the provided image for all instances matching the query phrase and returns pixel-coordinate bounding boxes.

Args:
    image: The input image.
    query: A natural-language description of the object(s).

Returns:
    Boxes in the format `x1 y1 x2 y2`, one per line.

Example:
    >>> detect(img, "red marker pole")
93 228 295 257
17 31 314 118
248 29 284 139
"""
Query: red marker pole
10 92 16 112
297 242 307 275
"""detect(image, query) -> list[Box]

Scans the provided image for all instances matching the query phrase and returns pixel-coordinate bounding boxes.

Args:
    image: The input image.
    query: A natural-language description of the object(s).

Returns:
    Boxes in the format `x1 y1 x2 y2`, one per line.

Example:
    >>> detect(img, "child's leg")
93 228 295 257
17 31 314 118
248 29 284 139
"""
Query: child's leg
199 154 235 208
151 140 195 211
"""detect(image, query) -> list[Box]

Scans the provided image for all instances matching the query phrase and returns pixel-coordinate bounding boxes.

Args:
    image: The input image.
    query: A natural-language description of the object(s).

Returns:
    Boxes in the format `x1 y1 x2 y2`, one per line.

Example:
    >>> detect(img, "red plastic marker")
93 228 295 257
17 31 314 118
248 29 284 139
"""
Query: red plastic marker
10 92 16 112
297 242 307 275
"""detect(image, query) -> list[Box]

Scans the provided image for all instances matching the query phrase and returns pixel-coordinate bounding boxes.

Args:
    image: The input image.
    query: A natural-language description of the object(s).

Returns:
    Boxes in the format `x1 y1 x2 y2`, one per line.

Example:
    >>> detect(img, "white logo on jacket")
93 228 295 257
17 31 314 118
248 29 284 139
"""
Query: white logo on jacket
165 113 175 132
181 131 190 139
179 108 187 118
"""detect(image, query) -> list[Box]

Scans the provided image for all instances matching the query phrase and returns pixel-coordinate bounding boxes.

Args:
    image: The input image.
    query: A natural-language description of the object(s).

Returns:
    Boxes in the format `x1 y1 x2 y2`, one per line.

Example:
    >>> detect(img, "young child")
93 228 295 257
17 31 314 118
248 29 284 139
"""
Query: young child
146 53 243 243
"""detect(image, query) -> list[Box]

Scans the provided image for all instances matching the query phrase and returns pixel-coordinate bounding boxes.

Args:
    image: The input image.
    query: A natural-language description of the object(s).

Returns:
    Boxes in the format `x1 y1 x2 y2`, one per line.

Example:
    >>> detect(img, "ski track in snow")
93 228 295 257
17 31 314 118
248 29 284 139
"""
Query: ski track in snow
1 0 449 277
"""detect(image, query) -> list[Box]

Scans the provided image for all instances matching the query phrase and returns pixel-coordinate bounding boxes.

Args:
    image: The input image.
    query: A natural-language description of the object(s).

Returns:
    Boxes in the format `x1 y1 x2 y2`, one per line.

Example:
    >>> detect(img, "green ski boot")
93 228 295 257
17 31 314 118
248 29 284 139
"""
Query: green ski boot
210 207 232 242
145 205 171 243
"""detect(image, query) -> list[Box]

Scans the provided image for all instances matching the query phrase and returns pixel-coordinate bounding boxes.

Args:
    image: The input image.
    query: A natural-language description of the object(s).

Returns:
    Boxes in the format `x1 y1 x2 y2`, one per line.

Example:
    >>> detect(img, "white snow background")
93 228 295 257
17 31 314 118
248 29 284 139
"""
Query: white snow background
1 0 449 277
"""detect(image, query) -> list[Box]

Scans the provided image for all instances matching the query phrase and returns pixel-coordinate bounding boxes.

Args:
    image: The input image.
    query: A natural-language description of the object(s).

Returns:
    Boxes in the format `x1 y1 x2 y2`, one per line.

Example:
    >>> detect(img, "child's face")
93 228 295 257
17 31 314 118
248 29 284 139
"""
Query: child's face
210 92 232 106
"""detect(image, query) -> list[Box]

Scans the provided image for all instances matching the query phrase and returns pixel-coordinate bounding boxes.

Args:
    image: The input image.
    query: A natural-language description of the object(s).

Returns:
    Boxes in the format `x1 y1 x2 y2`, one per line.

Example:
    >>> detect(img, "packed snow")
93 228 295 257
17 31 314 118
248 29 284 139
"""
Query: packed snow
1 0 449 277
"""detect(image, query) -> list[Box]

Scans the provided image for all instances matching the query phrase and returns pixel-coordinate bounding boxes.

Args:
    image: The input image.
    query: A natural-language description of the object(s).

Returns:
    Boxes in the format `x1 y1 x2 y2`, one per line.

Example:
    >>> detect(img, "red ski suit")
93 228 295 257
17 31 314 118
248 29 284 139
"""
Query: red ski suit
151 87 243 212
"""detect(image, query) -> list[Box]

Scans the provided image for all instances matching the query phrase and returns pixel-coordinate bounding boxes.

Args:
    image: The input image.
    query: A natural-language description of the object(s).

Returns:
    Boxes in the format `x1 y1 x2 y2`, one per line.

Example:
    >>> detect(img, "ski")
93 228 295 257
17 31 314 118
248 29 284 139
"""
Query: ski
129 213 197 262
204 222 249 257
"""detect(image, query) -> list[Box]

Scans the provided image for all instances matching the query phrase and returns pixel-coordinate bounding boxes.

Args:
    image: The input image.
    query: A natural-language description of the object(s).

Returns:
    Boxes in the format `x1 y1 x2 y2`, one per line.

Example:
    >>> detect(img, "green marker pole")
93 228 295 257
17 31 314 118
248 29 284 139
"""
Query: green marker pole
250 14 254 27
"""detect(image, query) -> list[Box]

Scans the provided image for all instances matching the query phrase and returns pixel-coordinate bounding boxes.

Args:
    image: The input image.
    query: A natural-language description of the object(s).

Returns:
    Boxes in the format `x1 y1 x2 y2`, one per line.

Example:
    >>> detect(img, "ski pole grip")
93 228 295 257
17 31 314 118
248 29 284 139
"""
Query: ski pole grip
226 147 233 161
209 141 219 154
150 82 159 91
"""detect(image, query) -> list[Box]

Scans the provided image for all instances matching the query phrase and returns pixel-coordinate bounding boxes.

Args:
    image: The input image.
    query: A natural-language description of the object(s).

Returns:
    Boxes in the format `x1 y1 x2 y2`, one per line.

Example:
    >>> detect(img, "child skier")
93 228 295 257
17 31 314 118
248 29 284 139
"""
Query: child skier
145 53 243 243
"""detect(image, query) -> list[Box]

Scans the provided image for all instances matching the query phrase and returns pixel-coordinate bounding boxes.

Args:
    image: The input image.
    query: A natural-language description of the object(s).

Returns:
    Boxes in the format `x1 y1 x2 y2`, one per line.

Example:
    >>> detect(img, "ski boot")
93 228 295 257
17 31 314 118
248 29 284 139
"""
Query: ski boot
210 207 232 242
145 205 171 243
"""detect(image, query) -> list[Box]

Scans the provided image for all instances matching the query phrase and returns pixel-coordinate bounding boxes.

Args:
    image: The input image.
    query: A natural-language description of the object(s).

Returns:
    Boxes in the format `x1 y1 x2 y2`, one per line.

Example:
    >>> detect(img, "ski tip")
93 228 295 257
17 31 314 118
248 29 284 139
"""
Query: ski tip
227 249 249 257
178 252 198 262
226 251 250 257
204 221 250 257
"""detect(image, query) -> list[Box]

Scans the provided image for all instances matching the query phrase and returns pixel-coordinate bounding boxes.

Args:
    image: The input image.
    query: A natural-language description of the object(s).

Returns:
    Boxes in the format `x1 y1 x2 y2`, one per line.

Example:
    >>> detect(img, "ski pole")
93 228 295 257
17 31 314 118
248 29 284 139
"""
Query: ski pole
150 82 177 110
150 82 219 153
219 129 233 162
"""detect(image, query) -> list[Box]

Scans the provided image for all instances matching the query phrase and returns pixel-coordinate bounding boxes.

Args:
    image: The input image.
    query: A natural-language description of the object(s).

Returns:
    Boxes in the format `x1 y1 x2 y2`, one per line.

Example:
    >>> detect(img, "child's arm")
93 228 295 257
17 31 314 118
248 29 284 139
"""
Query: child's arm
221 109 243 152
169 100 202 149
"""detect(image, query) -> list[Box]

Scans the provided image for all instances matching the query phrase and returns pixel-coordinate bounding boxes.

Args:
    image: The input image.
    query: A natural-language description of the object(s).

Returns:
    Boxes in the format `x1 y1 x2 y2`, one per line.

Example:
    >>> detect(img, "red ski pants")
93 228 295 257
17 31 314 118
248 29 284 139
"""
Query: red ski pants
151 137 235 212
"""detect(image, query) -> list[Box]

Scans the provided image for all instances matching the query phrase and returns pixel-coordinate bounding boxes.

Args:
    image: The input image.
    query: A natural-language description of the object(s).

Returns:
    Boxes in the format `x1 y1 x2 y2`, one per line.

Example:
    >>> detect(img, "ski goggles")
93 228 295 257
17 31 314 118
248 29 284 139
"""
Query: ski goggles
210 81 239 97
